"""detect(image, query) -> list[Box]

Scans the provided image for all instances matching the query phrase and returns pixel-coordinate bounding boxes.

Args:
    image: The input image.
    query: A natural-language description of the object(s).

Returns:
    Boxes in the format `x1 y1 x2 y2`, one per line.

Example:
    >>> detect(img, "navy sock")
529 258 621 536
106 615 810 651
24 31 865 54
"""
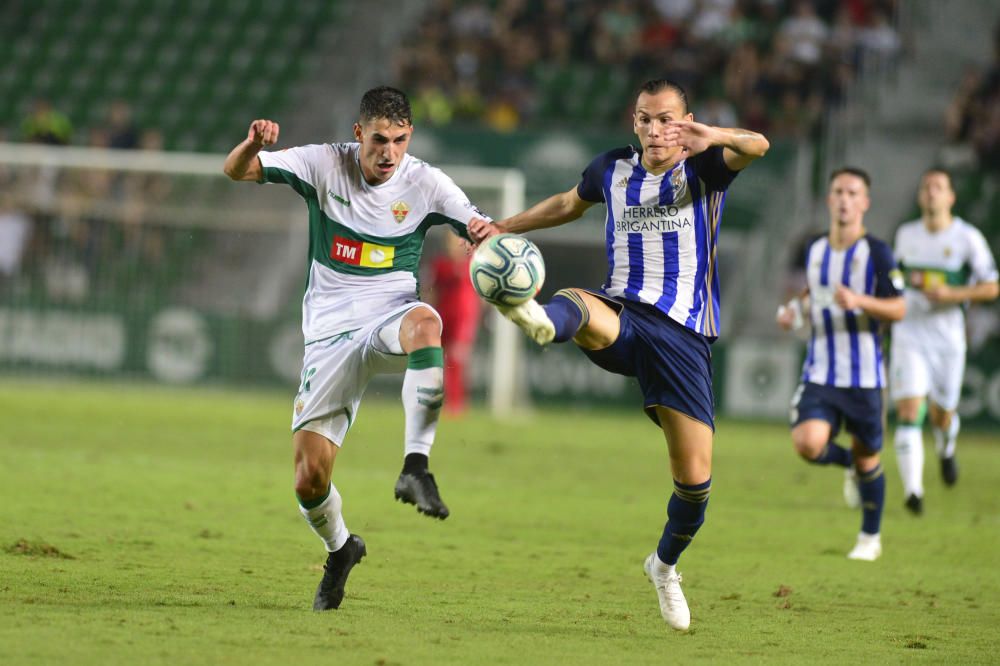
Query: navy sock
858 463 885 534
542 290 589 343
809 442 853 467
656 478 711 566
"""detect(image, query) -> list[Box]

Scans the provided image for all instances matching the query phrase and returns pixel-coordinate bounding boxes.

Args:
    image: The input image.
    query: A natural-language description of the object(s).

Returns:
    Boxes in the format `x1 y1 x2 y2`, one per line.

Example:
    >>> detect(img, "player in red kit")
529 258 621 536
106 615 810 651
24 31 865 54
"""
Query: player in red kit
429 231 482 415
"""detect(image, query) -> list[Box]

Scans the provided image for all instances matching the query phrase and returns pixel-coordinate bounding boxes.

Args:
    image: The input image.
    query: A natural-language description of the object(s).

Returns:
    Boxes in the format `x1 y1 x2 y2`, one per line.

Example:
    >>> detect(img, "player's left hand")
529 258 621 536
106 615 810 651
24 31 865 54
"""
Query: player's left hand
467 218 499 245
663 120 716 157
834 284 860 310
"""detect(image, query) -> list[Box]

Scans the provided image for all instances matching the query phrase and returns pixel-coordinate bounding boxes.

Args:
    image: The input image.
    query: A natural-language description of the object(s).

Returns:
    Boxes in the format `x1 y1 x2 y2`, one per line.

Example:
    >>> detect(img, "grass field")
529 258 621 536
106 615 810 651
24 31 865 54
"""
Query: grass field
1 379 998 665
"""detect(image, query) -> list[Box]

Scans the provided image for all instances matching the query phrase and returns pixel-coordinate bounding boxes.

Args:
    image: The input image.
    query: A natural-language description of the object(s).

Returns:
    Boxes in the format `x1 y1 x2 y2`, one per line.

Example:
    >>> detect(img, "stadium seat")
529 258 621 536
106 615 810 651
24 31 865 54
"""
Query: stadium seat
0 0 339 150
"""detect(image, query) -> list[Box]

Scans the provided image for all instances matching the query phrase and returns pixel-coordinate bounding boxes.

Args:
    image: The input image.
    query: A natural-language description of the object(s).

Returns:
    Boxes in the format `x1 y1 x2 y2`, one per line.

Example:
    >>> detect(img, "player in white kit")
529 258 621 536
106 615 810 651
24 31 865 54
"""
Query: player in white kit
890 169 999 514
224 87 488 610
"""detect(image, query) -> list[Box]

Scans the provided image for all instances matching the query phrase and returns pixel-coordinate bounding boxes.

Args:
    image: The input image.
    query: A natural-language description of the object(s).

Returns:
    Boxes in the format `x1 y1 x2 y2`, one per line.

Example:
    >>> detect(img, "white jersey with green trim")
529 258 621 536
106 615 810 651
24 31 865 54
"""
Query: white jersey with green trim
258 143 485 343
892 216 998 352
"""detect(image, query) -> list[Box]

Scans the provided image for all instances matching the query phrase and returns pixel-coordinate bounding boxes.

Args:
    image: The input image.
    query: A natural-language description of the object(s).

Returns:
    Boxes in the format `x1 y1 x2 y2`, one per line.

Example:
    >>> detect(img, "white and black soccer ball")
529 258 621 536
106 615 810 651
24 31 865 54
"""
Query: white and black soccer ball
469 233 545 306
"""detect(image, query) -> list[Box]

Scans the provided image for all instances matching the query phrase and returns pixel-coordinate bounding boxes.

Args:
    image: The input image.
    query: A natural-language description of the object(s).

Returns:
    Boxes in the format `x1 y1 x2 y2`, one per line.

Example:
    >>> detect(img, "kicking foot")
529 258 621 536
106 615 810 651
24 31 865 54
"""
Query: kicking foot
843 468 860 509
395 470 450 519
846 532 882 561
497 299 555 346
313 534 367 611
904 493 923 516
940 456 958 487
643 552 690 631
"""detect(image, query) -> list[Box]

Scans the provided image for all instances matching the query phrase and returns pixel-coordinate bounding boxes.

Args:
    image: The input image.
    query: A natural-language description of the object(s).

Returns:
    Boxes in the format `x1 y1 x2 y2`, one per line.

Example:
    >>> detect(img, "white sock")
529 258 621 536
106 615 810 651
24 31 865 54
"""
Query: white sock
894 424 924 498
402 348 444 457
933 415 960 458
298 483 349 552
652 553 674 575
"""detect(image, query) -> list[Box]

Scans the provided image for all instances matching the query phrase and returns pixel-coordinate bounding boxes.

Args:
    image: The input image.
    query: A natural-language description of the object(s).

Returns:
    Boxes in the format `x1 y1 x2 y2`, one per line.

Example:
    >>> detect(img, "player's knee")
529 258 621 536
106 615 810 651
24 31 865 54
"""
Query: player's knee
792 436 822 460
896 403 919 424
854 452 880 474
294 460 331 500
932 409 953 431
404 309 443 348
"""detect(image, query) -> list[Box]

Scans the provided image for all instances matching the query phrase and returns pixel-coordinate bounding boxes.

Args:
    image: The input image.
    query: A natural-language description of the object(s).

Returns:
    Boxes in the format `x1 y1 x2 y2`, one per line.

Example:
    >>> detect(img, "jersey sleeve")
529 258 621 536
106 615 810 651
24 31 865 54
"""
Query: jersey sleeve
429 169 491 240
686 145 740 191
576 147 632 203
870 239 904 297
967 227 999 284
257 144 329 199
576 152 611 204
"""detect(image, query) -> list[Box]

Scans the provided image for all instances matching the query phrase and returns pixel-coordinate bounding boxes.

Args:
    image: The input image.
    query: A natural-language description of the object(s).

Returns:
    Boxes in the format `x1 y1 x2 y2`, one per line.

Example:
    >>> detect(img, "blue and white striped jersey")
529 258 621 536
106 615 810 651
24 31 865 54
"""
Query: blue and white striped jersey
577 145 739 339
801 234 901 388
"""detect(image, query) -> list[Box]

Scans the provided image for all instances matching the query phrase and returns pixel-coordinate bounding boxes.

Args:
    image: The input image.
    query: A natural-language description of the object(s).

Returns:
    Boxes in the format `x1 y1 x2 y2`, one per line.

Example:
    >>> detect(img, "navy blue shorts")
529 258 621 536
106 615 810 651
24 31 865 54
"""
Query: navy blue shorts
579 294 714 430
790 382 884 452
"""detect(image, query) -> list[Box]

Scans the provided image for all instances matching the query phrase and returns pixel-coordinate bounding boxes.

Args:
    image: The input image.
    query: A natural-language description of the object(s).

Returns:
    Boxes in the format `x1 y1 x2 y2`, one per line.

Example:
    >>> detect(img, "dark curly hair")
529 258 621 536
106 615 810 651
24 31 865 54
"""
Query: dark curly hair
359 86 412 126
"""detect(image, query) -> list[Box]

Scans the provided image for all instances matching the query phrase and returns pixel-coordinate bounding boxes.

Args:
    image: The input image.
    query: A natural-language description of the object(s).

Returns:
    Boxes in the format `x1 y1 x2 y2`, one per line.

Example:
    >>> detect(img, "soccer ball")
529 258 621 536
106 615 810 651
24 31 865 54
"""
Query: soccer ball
469 233 545 306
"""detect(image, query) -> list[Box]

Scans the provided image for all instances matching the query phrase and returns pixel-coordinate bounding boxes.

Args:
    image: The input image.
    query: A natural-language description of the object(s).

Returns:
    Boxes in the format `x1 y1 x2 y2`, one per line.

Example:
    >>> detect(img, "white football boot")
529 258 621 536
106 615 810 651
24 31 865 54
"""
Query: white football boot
843 467 861 509
496 299 555 346
643 552 690 631
846 532 882 561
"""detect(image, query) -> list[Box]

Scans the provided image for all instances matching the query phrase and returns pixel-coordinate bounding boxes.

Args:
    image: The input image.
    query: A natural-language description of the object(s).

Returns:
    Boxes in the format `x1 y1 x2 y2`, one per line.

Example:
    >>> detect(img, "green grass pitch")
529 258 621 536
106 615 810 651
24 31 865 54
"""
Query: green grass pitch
1 379 998 664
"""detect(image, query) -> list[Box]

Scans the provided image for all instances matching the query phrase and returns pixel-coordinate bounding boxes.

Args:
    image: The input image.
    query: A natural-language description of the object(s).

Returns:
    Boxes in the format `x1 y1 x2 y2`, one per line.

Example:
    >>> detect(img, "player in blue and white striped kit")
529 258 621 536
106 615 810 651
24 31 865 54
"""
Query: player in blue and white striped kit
469 79 769 631
777 167 906 562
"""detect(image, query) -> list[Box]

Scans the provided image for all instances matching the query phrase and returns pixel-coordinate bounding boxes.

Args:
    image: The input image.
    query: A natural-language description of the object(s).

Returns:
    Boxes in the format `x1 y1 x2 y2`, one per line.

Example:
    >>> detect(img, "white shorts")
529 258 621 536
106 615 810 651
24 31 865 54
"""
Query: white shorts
888 343 965 411
292 302 441 445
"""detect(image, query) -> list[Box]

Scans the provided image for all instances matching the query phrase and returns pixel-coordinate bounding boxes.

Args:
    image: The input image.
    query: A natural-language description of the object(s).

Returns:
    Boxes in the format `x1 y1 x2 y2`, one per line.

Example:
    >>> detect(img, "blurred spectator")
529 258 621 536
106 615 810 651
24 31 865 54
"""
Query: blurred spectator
21 99 72 145
0 192 31 281
106 100 140 150
695 94 738 128
652 0 696 25
428 232 481 416
689 0 736 42
723 43 762 103
412 84 455 127
856 9 901 65
450 0 493 37
394 0 896 139
827 6 859 64
120 129 170 268
944 20 1000 170
779 1 829 67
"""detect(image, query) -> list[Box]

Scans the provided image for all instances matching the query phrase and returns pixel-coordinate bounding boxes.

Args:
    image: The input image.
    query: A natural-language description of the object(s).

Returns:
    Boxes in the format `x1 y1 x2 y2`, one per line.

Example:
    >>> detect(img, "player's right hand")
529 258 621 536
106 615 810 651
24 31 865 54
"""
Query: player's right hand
776 299 803 331
776 304 794 330
248 119 279 148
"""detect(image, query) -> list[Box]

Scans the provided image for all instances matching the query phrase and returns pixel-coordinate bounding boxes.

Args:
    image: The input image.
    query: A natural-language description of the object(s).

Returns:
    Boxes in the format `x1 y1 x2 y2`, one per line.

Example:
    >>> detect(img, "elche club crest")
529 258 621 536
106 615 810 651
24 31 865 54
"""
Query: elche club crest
391 200 410 223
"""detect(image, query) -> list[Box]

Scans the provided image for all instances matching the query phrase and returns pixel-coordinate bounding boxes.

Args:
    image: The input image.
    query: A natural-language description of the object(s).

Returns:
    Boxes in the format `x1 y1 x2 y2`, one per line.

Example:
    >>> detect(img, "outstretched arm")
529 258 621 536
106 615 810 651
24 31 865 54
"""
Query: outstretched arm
223 119 280 181
467 186 594 244
663 121 769 171
835 286 906 321
925 280 999 305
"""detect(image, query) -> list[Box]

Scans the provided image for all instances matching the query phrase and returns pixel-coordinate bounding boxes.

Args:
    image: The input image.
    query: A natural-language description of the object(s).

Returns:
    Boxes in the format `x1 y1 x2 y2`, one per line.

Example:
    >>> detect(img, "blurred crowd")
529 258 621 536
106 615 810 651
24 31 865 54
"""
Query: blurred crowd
394 0 901 136
945 21 1000 171
0 99 171 302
